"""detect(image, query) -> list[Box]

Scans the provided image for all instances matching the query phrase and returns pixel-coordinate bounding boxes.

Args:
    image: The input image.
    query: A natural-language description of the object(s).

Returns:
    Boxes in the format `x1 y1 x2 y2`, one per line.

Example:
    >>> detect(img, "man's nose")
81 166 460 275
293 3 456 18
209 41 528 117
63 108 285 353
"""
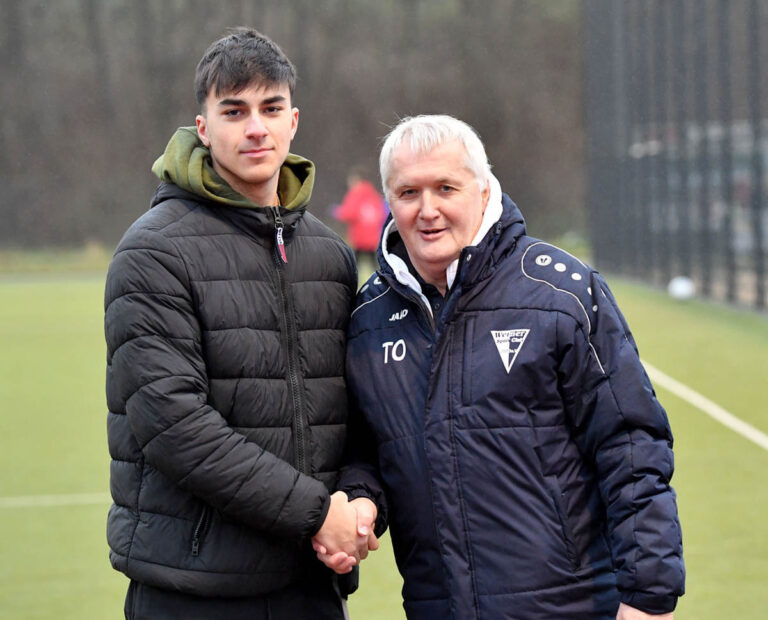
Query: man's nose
244 113 268 138
419 191 440 218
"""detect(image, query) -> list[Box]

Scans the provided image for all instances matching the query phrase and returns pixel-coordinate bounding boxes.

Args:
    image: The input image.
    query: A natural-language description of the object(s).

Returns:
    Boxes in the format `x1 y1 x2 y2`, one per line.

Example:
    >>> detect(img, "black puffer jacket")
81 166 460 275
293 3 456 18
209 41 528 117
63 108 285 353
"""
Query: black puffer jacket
105 181 357 597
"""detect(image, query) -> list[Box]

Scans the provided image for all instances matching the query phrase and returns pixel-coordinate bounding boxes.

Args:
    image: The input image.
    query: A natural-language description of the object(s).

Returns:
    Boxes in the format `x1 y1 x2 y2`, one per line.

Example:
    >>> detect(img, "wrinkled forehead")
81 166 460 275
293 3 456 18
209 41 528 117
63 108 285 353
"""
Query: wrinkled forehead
389 140 473 180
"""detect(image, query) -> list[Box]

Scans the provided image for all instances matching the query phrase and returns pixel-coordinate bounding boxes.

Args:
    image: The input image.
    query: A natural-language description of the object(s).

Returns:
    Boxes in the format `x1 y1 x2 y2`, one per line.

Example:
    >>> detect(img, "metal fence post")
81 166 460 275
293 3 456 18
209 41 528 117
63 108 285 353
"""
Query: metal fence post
653 0 672 286
695 3 713 296
718 0 736 303
748 0 765 308
673 0 692 280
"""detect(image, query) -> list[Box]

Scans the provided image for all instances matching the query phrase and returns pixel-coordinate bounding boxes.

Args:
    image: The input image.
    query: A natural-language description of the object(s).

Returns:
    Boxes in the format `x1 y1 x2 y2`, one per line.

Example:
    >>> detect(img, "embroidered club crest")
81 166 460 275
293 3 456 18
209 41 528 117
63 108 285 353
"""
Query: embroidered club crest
491 329 530 373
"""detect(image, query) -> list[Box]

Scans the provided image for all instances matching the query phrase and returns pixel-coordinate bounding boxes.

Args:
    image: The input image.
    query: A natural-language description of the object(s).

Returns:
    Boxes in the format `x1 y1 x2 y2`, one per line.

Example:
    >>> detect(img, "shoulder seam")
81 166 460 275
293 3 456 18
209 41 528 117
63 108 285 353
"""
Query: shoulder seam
520 242 605 374
351 286 392 318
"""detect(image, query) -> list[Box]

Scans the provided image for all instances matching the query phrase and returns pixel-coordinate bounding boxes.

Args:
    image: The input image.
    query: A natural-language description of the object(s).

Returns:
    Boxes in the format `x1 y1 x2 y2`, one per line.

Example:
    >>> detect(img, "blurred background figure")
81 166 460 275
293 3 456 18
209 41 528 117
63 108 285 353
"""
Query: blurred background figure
333 167 388 273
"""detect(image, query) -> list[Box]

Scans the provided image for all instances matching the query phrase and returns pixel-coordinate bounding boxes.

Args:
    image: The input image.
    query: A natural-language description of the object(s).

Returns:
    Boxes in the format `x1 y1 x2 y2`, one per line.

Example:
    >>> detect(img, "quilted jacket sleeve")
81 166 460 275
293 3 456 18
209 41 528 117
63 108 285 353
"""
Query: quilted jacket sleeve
558 272 685 614
104 226 330 539
336 398 389 538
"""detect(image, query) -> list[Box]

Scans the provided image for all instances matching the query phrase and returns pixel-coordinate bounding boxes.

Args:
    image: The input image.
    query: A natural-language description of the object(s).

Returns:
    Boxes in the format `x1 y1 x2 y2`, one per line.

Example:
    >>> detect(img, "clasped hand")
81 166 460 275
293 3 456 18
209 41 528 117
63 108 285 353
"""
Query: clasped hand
311 491 379 574
616 603 673 619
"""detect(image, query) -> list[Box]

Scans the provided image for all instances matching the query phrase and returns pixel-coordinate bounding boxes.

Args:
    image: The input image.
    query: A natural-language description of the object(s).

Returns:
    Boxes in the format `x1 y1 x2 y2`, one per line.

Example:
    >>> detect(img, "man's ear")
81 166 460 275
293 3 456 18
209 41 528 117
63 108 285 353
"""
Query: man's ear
196 114 210 147
290 107 299 141
480 178 491 213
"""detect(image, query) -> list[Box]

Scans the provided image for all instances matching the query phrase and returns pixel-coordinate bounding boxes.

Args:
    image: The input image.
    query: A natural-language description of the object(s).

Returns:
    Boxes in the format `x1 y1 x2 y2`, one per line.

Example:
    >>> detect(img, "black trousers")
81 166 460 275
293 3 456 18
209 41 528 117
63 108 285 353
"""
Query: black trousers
124 573 347 620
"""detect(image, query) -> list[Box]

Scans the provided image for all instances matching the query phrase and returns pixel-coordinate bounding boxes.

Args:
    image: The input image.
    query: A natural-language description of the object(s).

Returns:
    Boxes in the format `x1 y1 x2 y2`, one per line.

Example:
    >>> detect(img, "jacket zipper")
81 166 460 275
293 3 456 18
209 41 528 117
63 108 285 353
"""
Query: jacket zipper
270 207 308 474
271 205 288 263
191 505 212 557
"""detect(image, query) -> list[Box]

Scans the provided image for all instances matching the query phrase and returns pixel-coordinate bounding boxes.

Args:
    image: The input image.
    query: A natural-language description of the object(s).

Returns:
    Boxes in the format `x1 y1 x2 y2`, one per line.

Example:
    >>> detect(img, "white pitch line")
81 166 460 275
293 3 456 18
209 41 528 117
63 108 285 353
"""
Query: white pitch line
0 492 111 509
643 360 768 452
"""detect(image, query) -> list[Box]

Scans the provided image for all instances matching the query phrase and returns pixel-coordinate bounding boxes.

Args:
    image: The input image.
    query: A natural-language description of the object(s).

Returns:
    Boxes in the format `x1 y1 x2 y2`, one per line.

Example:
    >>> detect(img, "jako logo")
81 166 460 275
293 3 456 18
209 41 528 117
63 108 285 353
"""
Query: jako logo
382 339 407 364
389 309 409 321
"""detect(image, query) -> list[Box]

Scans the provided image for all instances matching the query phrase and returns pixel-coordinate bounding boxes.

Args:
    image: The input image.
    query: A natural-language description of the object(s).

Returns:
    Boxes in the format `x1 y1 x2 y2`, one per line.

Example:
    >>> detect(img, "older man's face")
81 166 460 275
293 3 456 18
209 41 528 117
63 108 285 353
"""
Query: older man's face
387 140 489 292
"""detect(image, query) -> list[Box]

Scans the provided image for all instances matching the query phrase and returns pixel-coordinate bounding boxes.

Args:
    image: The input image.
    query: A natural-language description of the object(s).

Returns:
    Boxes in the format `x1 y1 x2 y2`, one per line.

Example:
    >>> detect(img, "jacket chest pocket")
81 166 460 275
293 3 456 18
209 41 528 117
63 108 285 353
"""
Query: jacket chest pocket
448 316 496 411
452 316 502 409
460 317 475 406
451 311 562 429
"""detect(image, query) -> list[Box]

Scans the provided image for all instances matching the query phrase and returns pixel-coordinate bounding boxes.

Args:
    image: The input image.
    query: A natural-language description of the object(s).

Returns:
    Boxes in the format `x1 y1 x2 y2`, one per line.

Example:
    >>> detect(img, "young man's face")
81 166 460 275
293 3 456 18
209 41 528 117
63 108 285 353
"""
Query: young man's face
196 82 298 205
387 139 489 293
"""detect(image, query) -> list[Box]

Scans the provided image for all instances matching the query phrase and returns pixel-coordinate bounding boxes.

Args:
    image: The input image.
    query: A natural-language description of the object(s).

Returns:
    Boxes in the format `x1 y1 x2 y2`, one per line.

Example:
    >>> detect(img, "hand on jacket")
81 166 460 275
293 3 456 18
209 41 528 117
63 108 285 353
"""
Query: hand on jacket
617 603 673 619
312 496 379 574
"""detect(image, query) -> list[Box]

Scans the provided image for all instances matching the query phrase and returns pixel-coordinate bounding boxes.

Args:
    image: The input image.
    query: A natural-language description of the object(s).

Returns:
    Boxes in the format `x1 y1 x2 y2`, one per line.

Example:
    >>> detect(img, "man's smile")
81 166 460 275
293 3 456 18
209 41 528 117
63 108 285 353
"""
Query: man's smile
419 228 446 239
241 146 272 157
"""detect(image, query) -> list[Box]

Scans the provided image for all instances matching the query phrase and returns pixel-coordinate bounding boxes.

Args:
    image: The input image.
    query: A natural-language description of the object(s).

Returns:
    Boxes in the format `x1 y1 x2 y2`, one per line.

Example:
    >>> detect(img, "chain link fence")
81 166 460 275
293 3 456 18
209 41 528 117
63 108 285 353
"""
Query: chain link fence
583 0 767 309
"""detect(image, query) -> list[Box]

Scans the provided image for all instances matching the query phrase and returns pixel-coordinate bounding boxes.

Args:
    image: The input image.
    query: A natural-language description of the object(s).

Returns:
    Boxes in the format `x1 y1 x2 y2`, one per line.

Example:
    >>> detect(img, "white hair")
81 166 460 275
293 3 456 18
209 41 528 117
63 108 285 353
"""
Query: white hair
379 115 492 199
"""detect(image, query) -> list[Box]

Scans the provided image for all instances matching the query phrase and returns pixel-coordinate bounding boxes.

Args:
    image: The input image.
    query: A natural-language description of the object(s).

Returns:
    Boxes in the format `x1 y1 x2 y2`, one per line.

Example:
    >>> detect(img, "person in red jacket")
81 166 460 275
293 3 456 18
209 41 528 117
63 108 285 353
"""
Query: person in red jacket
333 168 388 269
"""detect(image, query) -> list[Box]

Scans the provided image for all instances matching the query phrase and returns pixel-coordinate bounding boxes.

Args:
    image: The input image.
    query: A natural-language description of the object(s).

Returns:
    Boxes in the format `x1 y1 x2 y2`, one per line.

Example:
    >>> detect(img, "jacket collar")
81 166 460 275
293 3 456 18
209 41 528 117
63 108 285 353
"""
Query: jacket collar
150 181 306 241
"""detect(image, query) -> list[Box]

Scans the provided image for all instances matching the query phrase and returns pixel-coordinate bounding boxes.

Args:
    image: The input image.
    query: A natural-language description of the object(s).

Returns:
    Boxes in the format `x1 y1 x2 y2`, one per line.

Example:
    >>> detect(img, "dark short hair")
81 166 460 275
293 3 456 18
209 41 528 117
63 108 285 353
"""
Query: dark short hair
194 28 296 109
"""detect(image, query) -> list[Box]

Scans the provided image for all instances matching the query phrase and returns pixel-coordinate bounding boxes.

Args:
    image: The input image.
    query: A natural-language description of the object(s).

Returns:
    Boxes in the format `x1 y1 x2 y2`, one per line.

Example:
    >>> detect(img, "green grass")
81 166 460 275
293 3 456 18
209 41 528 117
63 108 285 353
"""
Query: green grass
0 244 111 275
0 275 127 618
0 267 766 618
608 279 768 619
611 278 768 432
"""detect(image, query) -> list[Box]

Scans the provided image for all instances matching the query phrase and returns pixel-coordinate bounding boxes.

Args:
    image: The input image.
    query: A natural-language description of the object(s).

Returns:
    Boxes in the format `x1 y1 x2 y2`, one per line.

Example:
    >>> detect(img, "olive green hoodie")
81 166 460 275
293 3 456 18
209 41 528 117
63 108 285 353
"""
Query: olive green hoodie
151 126 314 210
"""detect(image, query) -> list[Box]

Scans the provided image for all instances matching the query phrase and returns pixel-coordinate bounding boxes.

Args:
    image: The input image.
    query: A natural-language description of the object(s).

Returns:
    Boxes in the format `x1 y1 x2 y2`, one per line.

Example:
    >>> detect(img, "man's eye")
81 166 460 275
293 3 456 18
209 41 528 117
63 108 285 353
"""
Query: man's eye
264 106 282 114
223 109 242 117
440 185 455 193
400 189 416 198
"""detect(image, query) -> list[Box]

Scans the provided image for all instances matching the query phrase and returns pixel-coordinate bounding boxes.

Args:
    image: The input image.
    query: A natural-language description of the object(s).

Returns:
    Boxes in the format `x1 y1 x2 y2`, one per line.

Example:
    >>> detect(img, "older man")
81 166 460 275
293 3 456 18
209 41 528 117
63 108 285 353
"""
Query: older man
327 115 684 619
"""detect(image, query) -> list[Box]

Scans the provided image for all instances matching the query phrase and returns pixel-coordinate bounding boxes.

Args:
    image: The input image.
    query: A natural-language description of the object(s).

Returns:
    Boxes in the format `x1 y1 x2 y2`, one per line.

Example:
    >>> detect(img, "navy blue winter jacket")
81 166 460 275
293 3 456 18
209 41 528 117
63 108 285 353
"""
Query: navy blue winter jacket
340 193 684 619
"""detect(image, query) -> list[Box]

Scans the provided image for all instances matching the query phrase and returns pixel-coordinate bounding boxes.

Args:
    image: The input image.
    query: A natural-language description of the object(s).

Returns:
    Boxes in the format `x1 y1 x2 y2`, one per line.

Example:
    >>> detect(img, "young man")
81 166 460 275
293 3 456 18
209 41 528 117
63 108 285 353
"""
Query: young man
105 29 381 619
325 115 684 619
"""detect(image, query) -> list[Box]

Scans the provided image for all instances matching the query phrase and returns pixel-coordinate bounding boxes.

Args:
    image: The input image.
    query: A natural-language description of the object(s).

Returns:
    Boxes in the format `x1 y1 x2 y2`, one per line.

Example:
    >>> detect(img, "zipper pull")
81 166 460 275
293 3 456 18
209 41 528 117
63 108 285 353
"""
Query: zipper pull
271 206 288 263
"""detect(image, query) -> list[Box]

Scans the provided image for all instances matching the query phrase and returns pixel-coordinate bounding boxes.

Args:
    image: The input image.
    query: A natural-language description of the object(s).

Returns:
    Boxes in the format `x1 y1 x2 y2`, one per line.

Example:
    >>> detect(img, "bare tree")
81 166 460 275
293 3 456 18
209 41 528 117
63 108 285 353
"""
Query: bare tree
0 0 585 247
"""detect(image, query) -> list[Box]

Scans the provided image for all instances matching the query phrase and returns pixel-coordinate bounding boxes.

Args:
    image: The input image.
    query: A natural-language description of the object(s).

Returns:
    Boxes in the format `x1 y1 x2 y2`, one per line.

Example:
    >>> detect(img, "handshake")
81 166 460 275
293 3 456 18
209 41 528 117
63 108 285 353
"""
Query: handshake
311 491 379 574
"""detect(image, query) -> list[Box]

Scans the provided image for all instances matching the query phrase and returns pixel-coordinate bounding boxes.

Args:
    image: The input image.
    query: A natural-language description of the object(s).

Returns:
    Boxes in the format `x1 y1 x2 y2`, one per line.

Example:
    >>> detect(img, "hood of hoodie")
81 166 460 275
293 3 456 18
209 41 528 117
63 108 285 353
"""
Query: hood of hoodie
151 126 314 210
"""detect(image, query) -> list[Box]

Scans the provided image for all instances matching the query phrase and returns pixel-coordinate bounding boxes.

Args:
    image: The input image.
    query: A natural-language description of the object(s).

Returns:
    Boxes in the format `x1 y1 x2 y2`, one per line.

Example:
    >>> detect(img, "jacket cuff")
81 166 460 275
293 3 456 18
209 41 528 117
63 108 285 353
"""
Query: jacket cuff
620 591 678 615
344 488 388 537
308 491 331 537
